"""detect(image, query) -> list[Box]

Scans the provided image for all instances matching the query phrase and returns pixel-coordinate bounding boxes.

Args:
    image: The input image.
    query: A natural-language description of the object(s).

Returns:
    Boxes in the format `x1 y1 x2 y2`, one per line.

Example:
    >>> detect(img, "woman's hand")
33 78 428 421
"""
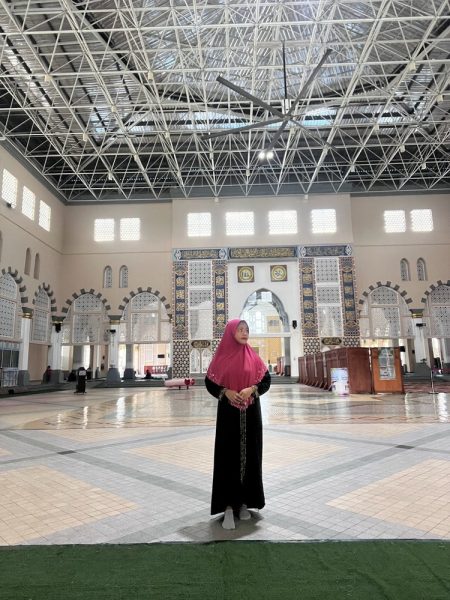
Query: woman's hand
224 389 243 408
239 386 255 401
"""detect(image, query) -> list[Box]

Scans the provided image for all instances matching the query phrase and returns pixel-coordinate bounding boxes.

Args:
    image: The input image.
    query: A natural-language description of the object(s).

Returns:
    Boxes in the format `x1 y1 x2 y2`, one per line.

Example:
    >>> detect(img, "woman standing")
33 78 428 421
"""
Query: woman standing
205 319 271 529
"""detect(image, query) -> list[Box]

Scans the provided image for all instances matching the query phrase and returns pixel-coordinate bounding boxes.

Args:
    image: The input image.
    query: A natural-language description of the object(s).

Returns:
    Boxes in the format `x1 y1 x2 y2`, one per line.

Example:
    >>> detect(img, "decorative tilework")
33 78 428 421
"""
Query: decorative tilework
173 248 228 261
172 339 191 377
300 244 352 257
303 337 321 355
213 261 227 338
343 336 360 347
299 258 317 337
340 257 359 337
229 246 297 259
173 262 188 340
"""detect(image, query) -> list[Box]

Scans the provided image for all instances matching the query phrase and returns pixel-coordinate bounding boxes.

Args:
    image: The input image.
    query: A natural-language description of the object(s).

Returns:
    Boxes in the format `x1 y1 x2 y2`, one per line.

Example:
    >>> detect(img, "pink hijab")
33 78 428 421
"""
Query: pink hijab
207 319 267 392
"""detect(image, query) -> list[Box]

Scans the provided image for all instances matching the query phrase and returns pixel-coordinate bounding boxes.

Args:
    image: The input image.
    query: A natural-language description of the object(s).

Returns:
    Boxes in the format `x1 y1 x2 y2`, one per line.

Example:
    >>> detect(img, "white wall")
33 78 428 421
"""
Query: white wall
351 193 450 306
0 146 65 306
172 193 354 248
61 203 173 313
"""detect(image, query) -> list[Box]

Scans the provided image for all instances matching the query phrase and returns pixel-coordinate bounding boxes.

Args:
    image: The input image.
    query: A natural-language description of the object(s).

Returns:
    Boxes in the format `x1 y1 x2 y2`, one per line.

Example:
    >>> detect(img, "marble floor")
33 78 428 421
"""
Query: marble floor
0 383 449 545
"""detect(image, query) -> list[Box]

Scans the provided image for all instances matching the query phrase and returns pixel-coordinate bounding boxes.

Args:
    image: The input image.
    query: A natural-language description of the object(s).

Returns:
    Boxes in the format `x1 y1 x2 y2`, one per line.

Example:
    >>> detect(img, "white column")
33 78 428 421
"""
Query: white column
106 322 121 383
18 311 32 385
123 344 135 379
47 324 63 383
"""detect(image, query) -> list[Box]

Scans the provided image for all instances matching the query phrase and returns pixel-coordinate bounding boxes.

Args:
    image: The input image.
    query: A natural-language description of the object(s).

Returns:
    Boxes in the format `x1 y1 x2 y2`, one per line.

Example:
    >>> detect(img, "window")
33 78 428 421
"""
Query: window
400 259 410 281
311 209 337 234
22 186 35 220
384 210 406 232
120 218 140 241
103 266 112 288
268 210 298 234
411 209 433 232
119 265 128 288
24 248 32 275
39 200 51 231
187 212 211 237
417 258 427 281
33 253 40 279
226 212 254 235
94 219 114 242
2 169 18 208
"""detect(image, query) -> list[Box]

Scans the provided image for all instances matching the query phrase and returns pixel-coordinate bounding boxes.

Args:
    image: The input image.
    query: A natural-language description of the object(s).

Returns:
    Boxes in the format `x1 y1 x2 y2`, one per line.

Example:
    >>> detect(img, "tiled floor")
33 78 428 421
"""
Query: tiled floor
0 384 449 545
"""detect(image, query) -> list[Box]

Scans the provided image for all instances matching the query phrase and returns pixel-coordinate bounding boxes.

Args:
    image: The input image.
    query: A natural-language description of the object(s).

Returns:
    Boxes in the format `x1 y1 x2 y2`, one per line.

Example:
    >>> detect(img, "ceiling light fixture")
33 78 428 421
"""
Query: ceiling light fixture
147 71 154 81
400 144 406 153
421 162 427 170
108 172 113 181
266 150 274 160
258 150 266 160
350 164 356 172
82 132 88 142
373 123 380 131
408 60 416 72
436 94 444 104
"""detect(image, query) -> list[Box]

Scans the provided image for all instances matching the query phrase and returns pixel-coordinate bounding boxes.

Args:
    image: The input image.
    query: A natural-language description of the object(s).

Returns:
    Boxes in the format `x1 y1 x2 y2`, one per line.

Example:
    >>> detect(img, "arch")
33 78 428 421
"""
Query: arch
33 253 40 279
421 280 450 305
417 257 427 281
119 265 128 288
0 272 22 339
0 266 28 305
103 265 112 288
119 287 171 319
359 284 414 339
358 281 412 308
422 283 450 340
61 289 110 314
32 283 57 313
400 258 410 281
241 288 290 333
24 248 31 275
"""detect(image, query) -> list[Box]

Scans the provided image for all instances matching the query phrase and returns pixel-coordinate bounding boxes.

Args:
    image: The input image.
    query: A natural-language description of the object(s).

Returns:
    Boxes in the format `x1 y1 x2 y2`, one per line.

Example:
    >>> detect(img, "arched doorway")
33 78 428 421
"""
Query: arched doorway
241 289 291 375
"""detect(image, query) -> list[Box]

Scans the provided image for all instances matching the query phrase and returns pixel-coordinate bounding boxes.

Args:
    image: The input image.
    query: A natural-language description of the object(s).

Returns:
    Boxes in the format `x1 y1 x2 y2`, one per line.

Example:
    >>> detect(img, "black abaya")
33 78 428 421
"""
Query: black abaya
205 371 271 515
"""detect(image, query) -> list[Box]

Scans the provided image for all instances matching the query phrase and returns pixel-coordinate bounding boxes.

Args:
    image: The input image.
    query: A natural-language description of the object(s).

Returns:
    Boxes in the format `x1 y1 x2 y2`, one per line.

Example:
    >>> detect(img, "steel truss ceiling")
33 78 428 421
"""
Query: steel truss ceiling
0 0 449 203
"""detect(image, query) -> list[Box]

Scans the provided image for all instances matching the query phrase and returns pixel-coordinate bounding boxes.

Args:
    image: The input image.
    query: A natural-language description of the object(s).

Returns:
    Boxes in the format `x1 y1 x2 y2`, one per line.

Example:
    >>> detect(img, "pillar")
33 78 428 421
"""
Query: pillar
47 321 64 383
123 344 135 379
106 318 121 383
72 344 84 370
17 308 32 386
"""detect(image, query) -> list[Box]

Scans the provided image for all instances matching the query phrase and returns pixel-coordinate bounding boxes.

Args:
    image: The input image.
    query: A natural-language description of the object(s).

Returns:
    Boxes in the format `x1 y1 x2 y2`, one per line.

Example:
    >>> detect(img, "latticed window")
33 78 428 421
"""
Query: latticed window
315 258 342 336
359 286 413 339
31 289 51 342
384 210 406 233
33 253 40 279
226 212 254 235
188 212 211 237
24 248 32 275
2 169 18 208
94 219 114 242
189 261 213 339
400 258 410 281
66 293 107 345
39 200 51 231
0 273 19 339
103 266 113 288
311 209 336 234
119 265 128 288
268 210 297 235
426 285 450 338
411 209 433 232
123 292 171 343
22 186 35 220
120 218 140 241
417 258 427 281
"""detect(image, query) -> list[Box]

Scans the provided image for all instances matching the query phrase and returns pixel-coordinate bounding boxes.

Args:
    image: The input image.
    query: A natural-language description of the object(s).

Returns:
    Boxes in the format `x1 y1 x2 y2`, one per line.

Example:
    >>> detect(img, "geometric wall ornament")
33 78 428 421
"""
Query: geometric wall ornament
237 265 254 283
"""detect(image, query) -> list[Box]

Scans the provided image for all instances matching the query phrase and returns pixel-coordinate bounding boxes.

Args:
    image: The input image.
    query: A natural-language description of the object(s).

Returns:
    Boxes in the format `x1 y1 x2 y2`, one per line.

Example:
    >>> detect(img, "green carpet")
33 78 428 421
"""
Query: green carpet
1 541 449 599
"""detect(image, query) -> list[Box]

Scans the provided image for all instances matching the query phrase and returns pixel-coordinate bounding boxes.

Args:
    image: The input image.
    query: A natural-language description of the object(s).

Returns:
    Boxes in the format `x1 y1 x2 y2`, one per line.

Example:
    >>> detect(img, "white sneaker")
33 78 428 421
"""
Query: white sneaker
239 504 251 520
222 508 235 530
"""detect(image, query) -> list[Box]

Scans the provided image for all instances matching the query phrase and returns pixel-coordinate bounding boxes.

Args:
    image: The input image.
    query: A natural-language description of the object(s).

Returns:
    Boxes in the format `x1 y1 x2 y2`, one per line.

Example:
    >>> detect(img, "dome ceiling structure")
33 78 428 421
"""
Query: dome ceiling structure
0 0 449 203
